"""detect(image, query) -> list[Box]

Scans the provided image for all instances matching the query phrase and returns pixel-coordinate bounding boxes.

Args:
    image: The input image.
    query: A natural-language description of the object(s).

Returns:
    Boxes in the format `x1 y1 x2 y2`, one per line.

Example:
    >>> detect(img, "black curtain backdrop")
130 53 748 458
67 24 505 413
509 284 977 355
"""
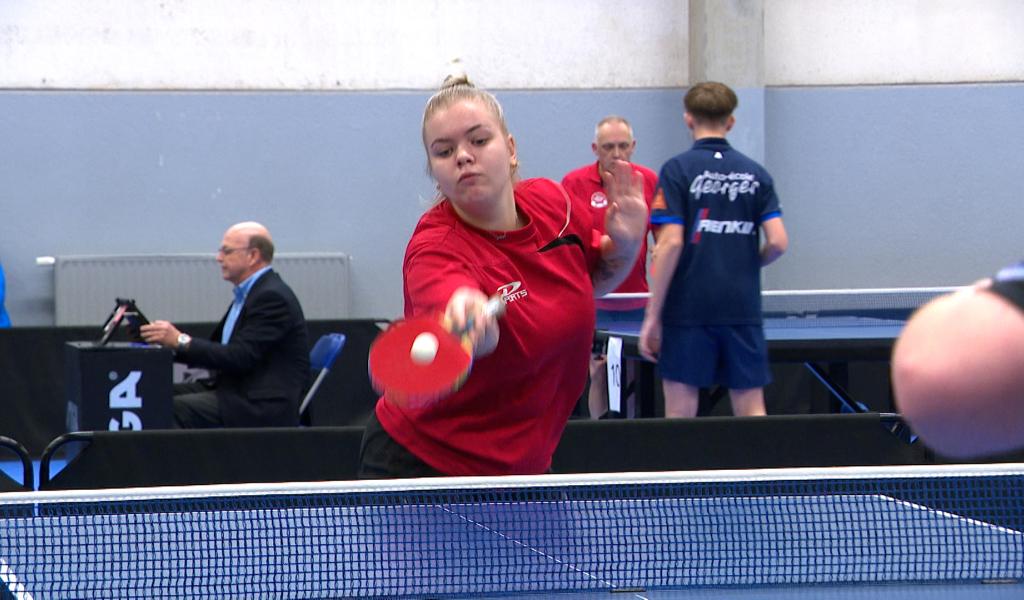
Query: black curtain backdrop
34 416 929 490
1 319 898 457
0 320 384 456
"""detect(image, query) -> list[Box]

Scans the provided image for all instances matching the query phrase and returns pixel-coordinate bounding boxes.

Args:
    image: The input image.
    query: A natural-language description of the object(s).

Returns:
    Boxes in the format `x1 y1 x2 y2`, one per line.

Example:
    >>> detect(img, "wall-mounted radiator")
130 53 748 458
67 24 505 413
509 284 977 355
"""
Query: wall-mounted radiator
53 253 350 326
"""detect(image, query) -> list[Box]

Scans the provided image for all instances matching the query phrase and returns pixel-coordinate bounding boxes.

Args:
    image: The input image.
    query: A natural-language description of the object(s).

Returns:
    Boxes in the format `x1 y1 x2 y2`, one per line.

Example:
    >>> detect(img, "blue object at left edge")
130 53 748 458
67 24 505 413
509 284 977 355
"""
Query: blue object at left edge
0 262 11 327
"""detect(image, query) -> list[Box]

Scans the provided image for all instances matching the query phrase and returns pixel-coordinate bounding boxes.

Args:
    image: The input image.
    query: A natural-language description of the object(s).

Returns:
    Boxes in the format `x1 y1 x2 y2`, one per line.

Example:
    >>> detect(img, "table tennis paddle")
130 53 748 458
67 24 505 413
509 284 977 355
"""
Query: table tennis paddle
368 295 506 407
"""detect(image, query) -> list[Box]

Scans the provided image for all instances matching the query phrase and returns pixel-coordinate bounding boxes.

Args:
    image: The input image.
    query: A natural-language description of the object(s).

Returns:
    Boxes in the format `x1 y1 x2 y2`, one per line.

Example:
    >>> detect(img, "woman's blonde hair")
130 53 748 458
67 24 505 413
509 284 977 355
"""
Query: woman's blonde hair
421 73 511 149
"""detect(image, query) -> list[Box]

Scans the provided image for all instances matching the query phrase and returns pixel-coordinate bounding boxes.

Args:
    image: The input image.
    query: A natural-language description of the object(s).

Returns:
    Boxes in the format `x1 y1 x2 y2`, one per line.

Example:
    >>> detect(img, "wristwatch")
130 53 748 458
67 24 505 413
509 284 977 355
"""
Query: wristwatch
176 333 192 351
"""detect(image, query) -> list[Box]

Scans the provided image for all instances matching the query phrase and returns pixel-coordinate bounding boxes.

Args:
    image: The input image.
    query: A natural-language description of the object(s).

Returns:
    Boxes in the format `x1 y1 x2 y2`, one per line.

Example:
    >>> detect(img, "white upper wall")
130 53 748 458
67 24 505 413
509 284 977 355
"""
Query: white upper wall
766 0 1024 86
0 0 688 90
7 0 1022 91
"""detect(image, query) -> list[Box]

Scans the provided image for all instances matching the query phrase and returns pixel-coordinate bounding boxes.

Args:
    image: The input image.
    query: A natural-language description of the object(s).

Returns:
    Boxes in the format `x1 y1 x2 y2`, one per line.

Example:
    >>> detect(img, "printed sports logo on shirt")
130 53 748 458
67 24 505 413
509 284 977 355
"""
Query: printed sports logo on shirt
690 170 761 201
690 208 755 244
590 192 608 209
497 281 529 303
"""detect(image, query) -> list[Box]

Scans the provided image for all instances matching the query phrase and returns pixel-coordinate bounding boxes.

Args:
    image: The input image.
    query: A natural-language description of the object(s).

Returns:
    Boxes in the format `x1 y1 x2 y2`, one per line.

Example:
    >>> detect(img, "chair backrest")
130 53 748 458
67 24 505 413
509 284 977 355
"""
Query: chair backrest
299 333 347 417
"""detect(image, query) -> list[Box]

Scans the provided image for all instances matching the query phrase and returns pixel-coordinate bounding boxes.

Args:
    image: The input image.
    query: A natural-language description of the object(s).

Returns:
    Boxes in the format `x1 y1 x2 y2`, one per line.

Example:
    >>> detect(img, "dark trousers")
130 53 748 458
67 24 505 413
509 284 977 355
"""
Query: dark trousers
358 410 443 479
172 381 223 429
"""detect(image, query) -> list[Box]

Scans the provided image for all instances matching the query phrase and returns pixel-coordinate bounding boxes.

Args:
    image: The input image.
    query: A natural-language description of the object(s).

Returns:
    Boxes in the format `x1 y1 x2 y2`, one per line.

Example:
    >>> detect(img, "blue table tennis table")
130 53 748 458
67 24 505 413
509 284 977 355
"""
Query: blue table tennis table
496 582 1024 599
5 504 1016 599
2 465 1022 598
595 314 908 417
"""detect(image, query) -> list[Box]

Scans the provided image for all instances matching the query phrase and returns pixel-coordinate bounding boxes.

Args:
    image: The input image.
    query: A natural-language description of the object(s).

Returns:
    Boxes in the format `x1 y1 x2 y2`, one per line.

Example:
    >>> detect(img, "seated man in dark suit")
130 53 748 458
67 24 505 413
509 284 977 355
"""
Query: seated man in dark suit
140 221 310 428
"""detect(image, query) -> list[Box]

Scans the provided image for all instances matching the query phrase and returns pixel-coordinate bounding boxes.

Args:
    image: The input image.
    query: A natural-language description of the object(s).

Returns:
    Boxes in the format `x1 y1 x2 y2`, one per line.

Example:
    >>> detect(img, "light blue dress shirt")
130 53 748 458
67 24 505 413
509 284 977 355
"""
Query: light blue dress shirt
221 266 271 344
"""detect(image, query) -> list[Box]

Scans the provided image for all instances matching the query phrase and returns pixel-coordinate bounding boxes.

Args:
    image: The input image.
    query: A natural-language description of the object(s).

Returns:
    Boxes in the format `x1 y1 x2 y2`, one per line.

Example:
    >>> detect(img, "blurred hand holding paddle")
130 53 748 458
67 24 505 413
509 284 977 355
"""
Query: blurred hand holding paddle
369 288 506 407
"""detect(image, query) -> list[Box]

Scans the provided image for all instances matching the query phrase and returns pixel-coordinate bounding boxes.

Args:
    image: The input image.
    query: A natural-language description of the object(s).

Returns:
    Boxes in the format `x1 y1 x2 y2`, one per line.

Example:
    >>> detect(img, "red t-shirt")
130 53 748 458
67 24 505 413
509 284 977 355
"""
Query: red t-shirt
561 161 657 310
376 178 600 476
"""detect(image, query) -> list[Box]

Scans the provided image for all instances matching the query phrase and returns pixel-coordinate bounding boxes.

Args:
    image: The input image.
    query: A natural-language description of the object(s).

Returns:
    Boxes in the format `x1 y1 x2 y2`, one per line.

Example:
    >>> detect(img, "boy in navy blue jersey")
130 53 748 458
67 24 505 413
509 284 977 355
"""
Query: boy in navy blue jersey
639 82 788 418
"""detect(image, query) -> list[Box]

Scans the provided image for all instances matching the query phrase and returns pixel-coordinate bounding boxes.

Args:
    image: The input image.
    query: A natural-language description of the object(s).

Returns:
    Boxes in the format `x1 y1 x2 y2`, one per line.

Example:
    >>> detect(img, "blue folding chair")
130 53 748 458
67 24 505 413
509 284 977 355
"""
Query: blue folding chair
299 333 346 418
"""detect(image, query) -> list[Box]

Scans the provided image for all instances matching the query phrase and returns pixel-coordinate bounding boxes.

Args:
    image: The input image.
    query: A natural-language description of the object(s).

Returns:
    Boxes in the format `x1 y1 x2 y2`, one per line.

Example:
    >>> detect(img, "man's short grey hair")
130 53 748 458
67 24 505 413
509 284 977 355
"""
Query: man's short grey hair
594 115 634 142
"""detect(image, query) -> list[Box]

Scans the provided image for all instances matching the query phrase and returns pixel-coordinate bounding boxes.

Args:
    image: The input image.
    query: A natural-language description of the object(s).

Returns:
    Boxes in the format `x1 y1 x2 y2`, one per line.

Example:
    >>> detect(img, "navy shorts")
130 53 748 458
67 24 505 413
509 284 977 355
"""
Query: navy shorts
659 324 772 389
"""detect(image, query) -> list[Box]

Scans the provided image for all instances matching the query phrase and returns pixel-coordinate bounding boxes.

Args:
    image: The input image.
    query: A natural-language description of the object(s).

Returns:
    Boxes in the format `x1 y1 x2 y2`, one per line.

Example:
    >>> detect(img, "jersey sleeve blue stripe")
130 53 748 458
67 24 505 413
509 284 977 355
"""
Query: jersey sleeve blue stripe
651 214 684 225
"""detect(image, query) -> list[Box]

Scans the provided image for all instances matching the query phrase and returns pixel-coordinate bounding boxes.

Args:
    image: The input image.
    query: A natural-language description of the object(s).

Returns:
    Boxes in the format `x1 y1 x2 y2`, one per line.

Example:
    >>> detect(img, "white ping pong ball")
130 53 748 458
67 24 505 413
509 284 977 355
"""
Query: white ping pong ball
410 332 439 365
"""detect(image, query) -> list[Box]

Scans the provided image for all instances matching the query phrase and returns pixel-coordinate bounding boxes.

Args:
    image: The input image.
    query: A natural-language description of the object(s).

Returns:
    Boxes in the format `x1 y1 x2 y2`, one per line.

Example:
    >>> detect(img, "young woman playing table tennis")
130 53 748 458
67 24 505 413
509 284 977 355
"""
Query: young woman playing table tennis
358 74 647 478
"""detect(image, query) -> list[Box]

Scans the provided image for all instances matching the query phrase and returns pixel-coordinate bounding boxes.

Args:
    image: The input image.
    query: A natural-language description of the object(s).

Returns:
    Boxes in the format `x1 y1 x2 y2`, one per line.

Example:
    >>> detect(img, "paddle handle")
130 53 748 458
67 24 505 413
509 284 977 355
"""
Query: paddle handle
461 294 507 333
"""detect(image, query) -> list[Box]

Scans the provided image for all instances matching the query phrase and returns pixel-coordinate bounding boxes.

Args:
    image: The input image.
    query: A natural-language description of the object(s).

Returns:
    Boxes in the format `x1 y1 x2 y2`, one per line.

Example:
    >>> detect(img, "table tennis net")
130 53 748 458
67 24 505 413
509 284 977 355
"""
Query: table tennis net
1 463 1022 599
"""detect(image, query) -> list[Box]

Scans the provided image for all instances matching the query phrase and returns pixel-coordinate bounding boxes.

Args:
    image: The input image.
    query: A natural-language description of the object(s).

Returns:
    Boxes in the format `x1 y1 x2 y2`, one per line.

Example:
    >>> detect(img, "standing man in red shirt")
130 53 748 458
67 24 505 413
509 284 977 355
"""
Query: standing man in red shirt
562 116 658 418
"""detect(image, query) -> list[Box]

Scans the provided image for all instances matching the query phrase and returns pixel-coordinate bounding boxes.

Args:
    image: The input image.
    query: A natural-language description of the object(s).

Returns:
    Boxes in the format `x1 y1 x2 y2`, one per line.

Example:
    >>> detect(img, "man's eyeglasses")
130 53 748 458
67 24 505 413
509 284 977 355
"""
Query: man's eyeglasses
599 142 634 152
217 246 253 256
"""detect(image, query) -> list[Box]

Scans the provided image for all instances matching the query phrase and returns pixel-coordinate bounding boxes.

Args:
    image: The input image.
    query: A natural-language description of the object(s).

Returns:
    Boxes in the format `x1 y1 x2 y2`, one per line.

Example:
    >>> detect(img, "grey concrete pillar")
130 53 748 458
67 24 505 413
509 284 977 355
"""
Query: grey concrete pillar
688 0 766 162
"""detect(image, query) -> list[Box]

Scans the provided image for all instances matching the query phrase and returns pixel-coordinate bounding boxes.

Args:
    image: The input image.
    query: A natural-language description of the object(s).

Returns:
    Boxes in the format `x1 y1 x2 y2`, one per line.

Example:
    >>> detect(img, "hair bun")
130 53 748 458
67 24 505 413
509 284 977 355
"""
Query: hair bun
441 73 472 90
441 58 472 90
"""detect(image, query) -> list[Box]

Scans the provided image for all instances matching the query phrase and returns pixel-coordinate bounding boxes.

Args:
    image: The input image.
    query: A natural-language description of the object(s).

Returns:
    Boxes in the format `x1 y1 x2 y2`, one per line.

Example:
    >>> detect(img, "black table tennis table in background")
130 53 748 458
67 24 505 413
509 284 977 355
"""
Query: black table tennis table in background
593 288 958 418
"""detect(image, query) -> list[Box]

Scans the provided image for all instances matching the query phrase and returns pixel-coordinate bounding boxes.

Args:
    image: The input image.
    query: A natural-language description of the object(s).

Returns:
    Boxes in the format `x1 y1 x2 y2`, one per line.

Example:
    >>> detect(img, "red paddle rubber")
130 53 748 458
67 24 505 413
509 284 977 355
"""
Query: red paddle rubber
368 316 472 408
367 296 507 408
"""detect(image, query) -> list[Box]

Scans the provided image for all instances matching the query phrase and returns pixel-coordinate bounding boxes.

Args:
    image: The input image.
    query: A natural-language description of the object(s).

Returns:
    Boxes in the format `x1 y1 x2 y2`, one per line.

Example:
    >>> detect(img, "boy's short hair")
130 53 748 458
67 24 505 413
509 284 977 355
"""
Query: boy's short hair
684 82 738 125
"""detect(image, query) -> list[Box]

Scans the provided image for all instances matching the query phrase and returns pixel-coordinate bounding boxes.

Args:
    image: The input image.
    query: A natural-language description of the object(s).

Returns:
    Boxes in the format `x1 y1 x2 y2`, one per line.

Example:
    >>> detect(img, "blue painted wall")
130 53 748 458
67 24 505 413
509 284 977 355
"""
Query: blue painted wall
763 83 1023 289
0 89 691 325
2 84 1017 325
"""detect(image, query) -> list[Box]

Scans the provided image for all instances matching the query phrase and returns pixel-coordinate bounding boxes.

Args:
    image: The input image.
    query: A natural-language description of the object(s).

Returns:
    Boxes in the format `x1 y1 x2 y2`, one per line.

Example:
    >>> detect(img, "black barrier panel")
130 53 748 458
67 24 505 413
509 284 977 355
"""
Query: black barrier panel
39 426 365 490
35 416 931 490
30 416 1024 490
552 413 934 474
